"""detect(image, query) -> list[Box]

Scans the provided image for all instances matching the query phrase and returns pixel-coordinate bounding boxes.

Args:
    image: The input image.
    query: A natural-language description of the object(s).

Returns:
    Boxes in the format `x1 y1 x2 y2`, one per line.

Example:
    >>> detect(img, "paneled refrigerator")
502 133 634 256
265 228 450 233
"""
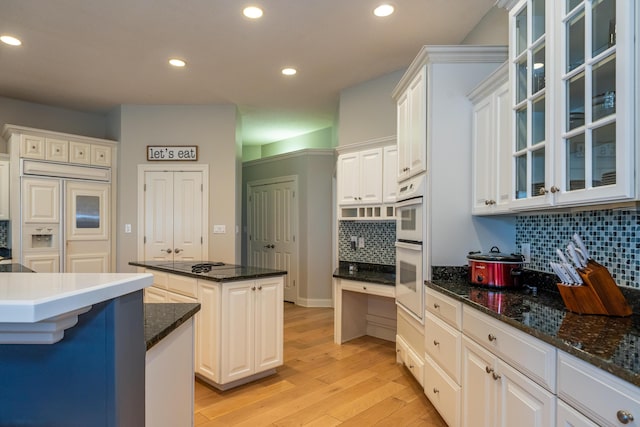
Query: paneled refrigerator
19 160 111 273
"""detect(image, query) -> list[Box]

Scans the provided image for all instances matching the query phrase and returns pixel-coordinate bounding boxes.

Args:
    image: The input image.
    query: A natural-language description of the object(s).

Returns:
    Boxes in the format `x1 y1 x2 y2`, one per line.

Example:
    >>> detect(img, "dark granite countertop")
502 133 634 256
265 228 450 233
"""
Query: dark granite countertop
332 261 395 286
144 303 201 351
0 263 34 273
427 276 640 387
130 260 287 282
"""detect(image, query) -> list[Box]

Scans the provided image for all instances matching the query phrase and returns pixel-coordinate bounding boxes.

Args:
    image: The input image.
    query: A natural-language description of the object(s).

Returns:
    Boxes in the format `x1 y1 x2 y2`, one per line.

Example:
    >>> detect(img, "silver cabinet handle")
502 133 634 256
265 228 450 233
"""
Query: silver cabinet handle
550 185 560 193
160 248 172 254
617 410 634 424
488 333 497 342
174 248 182 254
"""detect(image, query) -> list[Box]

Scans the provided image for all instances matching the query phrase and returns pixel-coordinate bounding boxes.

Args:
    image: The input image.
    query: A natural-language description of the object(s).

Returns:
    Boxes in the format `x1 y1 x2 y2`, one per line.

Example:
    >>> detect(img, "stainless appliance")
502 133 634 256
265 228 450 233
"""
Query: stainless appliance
395 174 427 322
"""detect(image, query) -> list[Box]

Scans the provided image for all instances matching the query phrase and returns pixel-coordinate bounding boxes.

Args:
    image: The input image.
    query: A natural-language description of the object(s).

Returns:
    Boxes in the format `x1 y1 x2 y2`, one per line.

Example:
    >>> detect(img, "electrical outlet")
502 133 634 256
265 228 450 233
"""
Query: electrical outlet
213 225 226 234
521 243 531 263
358 236 365 248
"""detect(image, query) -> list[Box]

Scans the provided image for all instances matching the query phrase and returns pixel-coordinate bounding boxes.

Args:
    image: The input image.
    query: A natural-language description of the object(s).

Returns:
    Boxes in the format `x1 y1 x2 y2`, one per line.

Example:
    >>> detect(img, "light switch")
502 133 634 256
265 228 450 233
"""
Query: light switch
125 224 132 233
213 225 226 234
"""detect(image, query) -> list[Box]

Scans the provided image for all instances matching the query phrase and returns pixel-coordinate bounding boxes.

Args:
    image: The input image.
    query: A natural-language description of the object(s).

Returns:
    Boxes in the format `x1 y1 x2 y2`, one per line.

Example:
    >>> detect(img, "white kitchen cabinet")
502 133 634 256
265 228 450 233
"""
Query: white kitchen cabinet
144 286 168 303
22 253 60 273
196 275 284 390
557 400 599 427
0 155 9 220
469 63 512 215
20 134 45 159
396 307 425 386
22 177 60 224
69 141 91 164
462 336 555 427
45 138 69 162
557 350 640 427
91 144 112 167
337 148 382 205
500 0 638 209
382 145 398 203
396 65 427 182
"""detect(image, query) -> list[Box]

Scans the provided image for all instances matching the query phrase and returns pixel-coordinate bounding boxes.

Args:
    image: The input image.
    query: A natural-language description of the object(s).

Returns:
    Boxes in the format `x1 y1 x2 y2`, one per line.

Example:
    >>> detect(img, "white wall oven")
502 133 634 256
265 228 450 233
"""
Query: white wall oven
395 174 427 322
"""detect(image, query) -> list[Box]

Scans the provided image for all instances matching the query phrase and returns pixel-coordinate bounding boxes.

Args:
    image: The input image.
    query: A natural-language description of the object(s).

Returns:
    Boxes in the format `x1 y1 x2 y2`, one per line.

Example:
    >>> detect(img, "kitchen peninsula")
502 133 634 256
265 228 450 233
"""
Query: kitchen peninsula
0 271 153 426
130 260 287 390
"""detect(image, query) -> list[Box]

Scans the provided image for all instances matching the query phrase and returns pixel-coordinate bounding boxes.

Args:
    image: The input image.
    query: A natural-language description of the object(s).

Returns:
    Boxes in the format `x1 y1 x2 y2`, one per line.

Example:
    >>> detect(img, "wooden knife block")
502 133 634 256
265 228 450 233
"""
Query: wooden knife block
557 260 632 317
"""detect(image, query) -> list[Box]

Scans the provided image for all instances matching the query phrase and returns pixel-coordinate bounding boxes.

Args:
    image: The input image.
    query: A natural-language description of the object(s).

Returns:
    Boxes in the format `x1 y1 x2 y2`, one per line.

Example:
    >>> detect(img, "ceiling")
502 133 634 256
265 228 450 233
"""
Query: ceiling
0 0 497 146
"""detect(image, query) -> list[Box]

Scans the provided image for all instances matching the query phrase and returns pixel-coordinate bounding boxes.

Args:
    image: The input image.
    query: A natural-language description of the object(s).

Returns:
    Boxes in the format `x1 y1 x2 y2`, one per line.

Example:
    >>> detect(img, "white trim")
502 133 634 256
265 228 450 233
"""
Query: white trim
334 135 397 154
136 164 209 262
242 148 334 167
2 124 117 146
296 297 333 308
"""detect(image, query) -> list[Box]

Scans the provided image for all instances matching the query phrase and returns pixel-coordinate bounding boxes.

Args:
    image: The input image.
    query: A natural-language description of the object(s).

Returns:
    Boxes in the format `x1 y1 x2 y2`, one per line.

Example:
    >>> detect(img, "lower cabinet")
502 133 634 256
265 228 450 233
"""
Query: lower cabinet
461 336 555 427
198 276 284 390
557 400 599 427
396 307 425 386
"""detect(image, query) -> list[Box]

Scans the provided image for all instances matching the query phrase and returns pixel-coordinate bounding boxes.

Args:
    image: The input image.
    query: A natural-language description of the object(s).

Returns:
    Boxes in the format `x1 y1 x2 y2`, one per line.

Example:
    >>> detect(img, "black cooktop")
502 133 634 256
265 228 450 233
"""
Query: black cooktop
155 261 226 274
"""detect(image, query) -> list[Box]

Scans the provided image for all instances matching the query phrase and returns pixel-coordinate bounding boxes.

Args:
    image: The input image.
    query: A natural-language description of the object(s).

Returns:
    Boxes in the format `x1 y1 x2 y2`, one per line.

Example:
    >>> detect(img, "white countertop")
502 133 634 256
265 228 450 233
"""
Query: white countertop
0 272 153 323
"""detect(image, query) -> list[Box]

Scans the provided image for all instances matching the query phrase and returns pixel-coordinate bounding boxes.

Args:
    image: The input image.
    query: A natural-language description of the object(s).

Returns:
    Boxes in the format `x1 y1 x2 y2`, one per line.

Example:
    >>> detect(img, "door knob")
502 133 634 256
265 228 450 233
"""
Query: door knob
264 244 275 249
174 248 182 254
161 248 172 254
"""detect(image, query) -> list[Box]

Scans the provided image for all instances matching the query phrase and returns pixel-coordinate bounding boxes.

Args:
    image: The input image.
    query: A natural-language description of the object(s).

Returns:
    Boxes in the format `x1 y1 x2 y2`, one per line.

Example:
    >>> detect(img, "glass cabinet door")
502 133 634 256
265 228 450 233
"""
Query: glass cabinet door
511 0 551 204
557 0 633 203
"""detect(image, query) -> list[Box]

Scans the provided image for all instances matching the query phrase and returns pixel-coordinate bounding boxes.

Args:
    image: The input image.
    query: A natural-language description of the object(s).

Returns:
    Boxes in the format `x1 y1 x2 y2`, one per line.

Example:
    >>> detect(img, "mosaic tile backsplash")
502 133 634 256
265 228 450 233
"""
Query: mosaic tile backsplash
338 220 395 266
0 221 7 248
516 208 640 288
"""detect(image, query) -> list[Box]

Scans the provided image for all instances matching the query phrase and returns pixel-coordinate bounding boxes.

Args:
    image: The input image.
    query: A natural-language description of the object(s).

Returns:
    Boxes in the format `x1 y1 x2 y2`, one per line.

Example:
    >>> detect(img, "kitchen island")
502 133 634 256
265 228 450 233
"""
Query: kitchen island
0 271 153 426
130 260 287 390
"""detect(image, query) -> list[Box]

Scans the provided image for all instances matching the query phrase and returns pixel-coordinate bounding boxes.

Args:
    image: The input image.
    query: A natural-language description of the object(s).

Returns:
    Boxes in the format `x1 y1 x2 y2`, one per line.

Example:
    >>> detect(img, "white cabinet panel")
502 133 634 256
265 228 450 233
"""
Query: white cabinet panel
254 277 284 372
382 145 398 203
91 144 112 167
22 178 60 223
45 138 69 162
20 134 44 159
23 253 60 273
69 141 91 164
397 65 427 181
337 148 382 205
195 280 219 382
0 158 9 220
65 180 110 240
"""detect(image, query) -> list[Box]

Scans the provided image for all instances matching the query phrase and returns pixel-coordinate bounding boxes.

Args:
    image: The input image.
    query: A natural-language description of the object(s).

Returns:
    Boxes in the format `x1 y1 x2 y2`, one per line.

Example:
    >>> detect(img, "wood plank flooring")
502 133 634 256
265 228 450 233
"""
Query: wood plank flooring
194 303 447 426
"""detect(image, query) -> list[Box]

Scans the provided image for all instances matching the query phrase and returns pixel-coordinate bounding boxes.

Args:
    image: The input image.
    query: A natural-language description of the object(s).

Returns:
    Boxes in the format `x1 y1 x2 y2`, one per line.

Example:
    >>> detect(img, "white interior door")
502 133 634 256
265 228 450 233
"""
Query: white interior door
144 170 203 262
248 178 298 303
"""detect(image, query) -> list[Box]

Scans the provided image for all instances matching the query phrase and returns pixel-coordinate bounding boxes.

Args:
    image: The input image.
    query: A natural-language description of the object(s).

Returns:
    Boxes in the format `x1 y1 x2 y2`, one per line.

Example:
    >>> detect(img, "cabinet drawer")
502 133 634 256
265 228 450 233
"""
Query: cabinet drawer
91 144 112 167
426 287 462 329
167 274 198 298
69 141 91 164
424 353 461 427
425 311 461 384
340 279 395 298
558 351 640 427
45 138 69 162
20 135 45 159
396 334 424 386
462 306 556 392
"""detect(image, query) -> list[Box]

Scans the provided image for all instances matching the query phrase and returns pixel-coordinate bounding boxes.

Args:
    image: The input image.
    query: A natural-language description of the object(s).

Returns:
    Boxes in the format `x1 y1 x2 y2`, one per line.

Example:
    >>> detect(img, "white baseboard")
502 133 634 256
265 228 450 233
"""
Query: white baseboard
296 297 333 308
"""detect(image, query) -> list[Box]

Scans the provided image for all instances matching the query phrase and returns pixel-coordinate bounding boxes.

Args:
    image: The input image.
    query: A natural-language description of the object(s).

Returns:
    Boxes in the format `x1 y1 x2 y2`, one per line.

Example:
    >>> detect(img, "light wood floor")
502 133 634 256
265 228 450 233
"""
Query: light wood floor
194 303 447 426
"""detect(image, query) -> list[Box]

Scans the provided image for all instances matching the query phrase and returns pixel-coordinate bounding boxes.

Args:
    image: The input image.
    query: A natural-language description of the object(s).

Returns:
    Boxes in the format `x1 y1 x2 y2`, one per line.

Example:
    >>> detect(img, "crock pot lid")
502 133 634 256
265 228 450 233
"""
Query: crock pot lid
467 246 524 262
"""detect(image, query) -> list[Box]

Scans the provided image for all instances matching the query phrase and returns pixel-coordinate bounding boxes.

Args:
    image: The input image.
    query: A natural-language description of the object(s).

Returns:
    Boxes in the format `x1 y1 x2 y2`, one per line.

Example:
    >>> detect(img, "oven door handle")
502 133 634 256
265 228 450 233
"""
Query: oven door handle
395 241 422 250
395 197 423 209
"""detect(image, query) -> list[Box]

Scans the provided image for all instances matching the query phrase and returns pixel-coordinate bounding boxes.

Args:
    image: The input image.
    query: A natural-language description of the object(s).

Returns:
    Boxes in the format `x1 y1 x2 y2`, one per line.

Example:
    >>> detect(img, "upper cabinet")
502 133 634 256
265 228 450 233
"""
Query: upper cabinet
336 138 397 220
496 0 638 211
469 63 513 215
396 66 427 182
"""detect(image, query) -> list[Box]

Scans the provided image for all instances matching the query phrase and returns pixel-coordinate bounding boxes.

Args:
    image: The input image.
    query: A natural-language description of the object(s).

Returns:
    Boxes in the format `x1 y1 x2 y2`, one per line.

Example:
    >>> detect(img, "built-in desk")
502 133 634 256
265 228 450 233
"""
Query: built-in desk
333 264 396 344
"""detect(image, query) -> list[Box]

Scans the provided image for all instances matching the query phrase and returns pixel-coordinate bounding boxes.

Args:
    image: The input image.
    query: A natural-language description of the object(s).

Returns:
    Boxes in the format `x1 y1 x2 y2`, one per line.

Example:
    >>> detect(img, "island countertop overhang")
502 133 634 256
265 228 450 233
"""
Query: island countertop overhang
129 260 287 282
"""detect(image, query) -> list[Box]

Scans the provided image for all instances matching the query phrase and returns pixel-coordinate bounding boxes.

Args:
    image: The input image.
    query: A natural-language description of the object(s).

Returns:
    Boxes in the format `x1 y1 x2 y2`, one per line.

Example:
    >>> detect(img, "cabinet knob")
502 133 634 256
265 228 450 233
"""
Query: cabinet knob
56 148 60 153
409 364 414 369
550 185 560 193
617 410 634 424
433 340 440 346
396 348 401 353
488 333 497 342
433 303 440 309
485 366 494 374
538 187 549 195
252 286 256 291
363 286 367 290
258 286 262 290
79 151 84 155
432 388 439 394
492 372 501 381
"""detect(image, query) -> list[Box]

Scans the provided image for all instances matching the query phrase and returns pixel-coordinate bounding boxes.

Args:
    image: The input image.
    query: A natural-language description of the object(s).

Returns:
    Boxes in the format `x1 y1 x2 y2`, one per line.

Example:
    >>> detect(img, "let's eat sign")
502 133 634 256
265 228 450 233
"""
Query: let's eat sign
147 145 198 161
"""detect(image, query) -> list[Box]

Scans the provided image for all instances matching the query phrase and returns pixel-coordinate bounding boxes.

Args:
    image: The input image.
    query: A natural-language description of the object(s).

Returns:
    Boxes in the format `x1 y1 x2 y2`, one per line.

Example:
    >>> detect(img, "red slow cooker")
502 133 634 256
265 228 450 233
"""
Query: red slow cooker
467 246 524 288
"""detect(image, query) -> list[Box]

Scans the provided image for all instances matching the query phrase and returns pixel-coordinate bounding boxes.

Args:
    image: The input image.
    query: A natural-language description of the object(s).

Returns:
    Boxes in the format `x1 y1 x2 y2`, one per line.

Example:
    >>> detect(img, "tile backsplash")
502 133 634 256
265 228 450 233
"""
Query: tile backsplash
516 208 639 288
338 220 395 266
0 221 8 247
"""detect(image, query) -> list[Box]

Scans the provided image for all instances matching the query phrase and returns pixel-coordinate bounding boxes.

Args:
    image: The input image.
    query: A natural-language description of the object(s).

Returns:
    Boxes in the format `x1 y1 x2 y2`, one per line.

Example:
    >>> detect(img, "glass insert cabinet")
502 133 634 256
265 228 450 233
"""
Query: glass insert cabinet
502 0 636 209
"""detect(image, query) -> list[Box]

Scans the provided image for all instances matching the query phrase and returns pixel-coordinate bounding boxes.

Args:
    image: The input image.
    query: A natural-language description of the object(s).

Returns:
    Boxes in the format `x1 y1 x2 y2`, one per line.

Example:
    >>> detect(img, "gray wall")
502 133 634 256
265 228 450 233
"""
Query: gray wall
109 104 240 272
337 70 405 147
242 150 334 305
462 6 509 45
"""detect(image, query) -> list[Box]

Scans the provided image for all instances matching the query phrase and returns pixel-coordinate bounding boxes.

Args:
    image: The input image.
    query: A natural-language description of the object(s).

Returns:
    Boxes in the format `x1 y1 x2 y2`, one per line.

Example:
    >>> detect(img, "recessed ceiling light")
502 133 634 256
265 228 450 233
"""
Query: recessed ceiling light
243 6 263 19
0 35 22 46
282 68 297 76
169 58 186 67
373 4 395 17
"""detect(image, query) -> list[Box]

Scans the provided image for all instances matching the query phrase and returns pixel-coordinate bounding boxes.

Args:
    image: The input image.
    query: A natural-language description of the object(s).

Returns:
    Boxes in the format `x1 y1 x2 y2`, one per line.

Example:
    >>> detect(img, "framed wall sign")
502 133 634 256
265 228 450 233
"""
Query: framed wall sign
147 145 198 161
